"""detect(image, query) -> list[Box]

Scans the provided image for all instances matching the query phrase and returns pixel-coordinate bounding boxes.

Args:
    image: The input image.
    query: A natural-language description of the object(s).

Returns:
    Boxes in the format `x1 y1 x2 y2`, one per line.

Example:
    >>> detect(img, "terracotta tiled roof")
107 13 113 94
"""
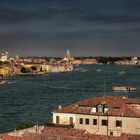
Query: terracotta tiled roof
2 134 33 140
2 127 140 140
54 96 140 117
121 133 140 140
41 126 121 140
125 98 140 104
41 126 140 140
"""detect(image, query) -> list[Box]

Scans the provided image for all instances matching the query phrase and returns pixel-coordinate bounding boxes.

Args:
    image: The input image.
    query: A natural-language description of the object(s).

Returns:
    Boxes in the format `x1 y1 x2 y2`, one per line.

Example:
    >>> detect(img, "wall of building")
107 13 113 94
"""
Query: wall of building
41 64 73 73
117 117 140 135
41 64 51 72
75 114 108 135
75 114 140 136
53 113 76 125
0 52 9 62
0 67 11 76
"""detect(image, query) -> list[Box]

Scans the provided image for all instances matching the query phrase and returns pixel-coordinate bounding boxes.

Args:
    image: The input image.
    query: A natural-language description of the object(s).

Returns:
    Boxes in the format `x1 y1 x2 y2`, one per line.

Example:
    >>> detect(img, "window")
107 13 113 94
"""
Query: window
93 119 97 125
102 120 108 126
116 120 122 127
70 117 73 124
97 104 103 113
79 118 83 124
110 132 113 136
85 118 90 125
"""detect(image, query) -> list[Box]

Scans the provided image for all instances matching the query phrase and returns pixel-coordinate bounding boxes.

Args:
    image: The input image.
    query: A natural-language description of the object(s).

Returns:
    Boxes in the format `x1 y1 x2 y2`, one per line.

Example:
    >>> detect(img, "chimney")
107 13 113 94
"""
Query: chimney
58 105 62 109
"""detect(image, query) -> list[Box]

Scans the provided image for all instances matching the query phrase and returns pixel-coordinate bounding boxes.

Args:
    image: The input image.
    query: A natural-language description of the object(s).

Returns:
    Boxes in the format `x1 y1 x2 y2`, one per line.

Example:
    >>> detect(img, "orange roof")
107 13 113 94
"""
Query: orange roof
54 96 140 117
2 127 140 140
2 135 33 140
41 126 140 140
41 126 120 140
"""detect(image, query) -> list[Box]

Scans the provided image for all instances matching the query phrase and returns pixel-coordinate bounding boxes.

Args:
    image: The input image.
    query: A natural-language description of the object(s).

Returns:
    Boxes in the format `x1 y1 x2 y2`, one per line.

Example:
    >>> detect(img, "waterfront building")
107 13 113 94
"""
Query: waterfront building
52 96 140 137
0 66 12 76
72 59 97 65
41 64 52 72
0 52 9 62
50 64 73 73
42 63 73 73
130 57 139 65
20 63 73 74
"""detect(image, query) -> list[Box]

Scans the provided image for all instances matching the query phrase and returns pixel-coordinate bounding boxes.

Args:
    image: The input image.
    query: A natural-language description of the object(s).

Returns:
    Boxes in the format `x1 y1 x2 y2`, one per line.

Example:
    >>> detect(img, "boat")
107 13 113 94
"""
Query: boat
0 80 8 85
112 86 136 92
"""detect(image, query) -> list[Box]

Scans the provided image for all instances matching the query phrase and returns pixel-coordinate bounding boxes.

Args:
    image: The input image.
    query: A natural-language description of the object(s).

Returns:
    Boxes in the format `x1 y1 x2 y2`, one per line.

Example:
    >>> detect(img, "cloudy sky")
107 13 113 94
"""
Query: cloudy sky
0 0 140 57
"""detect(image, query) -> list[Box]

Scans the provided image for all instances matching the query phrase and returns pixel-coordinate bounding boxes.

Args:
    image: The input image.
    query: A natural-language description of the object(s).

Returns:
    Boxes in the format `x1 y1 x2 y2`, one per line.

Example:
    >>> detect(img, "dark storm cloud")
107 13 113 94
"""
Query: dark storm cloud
0 0 140 56
0 0 140 23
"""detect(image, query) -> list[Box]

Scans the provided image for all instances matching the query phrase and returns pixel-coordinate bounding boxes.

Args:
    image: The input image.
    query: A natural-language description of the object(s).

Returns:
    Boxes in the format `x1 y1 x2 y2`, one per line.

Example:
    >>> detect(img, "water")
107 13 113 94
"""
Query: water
0 65 140 133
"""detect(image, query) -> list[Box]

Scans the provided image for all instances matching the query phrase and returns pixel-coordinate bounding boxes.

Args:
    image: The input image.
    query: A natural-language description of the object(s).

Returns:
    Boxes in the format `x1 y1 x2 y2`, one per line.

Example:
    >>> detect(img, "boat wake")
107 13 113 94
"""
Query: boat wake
80 69 88 72
119 71 125 75
43 85 100 91
96 69 102 72
74 67 88 72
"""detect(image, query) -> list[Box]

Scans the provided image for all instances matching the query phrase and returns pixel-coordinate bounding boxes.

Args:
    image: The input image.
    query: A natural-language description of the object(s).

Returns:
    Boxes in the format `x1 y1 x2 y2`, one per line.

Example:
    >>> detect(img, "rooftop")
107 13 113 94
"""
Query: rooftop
2 126 140 140
54 96 140 117
41 126 140 140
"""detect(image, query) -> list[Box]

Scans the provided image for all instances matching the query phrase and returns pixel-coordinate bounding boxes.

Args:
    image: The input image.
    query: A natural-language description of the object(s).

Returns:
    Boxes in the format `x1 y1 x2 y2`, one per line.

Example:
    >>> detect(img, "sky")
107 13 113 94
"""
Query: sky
0 0 140 57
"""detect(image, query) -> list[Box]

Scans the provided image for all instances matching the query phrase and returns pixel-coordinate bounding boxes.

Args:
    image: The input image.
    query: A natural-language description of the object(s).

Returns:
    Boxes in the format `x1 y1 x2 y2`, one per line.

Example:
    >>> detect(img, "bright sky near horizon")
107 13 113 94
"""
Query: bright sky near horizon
0 0 140 57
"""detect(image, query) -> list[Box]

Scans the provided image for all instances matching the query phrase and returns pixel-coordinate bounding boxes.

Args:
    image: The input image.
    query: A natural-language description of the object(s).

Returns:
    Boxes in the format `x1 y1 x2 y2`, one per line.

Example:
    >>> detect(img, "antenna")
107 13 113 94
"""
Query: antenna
103 81 106 96
125 90 128 98
35 91 40 134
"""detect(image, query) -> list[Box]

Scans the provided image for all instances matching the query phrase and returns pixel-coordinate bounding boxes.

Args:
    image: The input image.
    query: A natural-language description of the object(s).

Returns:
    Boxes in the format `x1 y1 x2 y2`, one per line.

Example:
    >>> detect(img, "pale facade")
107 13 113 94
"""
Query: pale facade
50 65 73 73
53 112 76 125
53 113 140 136
41 65 73 73
0 52 9 62
75 114 140 136
41 64 51 72
0 67 11 76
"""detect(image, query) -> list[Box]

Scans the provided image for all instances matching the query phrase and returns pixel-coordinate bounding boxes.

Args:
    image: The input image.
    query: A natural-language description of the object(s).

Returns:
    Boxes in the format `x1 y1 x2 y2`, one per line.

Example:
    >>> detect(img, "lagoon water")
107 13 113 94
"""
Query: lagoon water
0 65 140 133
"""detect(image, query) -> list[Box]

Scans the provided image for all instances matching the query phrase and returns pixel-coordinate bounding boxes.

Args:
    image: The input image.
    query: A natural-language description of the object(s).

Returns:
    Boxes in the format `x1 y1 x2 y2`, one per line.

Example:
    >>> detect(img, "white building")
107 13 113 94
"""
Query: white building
0 51 9 62
131 57 139 65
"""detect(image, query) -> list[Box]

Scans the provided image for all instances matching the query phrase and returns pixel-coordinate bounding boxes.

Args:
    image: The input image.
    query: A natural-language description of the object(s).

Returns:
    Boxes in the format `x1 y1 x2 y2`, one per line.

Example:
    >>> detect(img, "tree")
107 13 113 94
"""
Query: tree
16 121 34 130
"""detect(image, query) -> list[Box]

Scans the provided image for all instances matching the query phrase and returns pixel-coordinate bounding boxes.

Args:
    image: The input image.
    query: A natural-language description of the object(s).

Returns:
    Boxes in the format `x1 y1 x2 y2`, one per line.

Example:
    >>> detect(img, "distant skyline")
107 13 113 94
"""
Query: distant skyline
0 0 140 57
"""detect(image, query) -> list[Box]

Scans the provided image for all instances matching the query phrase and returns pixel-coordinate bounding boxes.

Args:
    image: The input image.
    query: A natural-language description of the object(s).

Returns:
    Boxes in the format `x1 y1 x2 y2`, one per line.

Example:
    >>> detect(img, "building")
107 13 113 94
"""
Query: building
0 52 9 62
72 59 97 65
41 64 52 72
0 66 12 76
50 64 73 73
52 96 140 137
130 57 139 65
